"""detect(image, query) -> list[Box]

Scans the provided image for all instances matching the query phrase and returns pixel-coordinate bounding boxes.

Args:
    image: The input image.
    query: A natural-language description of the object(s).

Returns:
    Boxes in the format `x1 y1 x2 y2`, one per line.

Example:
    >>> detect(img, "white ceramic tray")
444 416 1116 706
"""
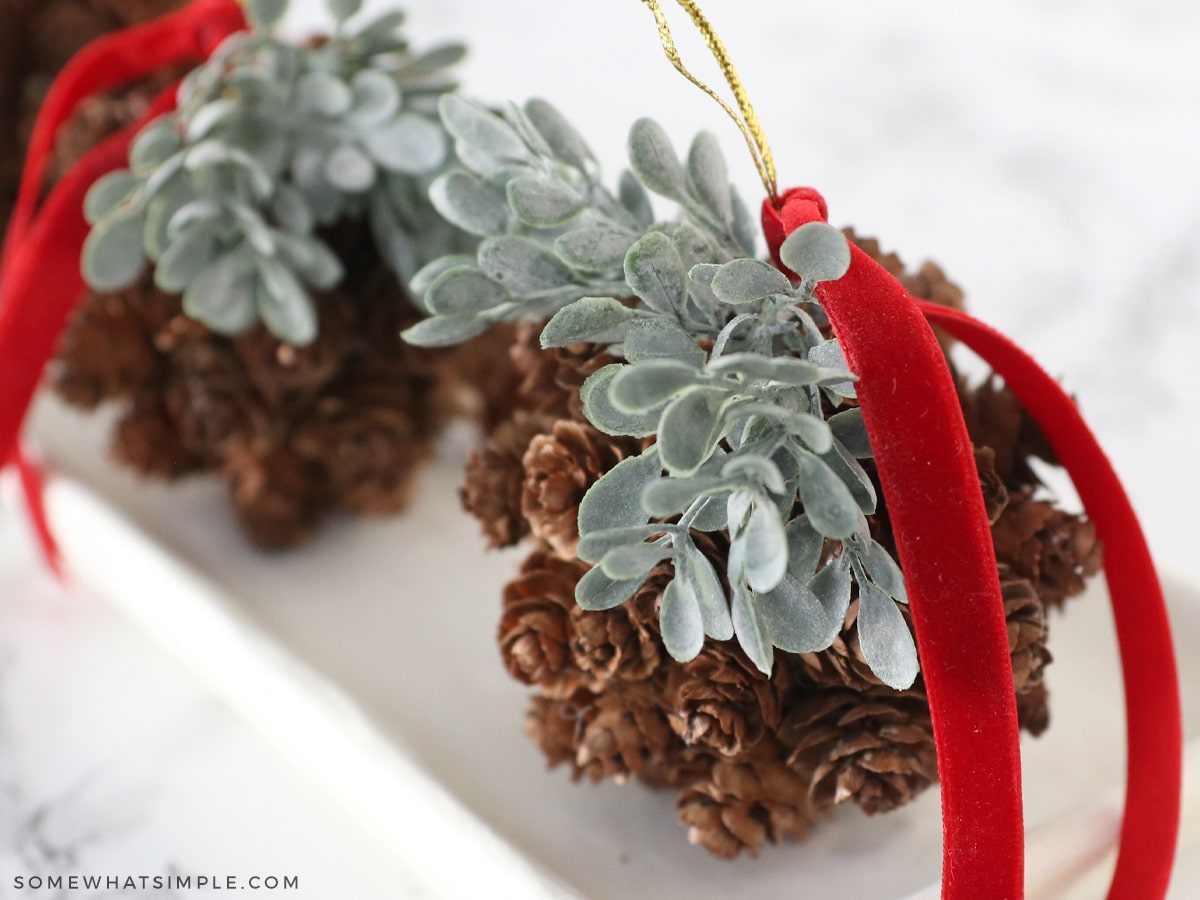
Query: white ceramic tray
21 396 1200 900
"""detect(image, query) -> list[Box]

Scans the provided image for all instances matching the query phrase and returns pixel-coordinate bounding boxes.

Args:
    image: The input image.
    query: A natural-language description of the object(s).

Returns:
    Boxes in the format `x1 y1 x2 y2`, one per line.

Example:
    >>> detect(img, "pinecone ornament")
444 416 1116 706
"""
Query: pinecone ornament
460 411 555 549
782 688 939 815
676 740 814 858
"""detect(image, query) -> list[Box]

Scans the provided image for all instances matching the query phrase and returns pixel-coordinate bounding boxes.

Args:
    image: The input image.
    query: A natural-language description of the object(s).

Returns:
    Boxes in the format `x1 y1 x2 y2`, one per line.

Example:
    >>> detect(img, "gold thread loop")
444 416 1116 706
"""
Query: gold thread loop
638 0 777 202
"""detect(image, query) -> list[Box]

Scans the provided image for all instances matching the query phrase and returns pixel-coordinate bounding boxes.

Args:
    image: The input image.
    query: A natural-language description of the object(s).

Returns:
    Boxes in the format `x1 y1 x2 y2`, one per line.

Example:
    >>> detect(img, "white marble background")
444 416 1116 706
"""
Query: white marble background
3 0 1200 897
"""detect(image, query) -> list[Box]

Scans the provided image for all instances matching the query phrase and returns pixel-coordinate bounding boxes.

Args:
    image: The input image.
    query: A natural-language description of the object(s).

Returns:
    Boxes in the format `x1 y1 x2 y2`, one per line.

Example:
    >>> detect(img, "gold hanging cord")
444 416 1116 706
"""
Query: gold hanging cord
638 0 778 202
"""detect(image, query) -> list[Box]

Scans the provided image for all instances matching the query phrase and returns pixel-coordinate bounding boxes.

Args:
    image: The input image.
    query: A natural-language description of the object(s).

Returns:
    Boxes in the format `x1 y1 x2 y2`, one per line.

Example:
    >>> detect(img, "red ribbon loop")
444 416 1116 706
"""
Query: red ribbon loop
0 0 246 569
765 187 1181 899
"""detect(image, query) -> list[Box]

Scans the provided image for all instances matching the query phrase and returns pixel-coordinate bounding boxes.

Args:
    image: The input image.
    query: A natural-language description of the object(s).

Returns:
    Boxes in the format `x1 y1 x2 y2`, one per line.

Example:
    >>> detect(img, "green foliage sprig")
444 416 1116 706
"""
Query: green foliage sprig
406 99 917 690
82 0 470 345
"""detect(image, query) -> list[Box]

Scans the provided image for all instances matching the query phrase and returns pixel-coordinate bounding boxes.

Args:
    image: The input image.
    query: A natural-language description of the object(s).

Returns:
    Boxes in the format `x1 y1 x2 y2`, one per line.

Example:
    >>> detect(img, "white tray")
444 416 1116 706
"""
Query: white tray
22 396 1200 899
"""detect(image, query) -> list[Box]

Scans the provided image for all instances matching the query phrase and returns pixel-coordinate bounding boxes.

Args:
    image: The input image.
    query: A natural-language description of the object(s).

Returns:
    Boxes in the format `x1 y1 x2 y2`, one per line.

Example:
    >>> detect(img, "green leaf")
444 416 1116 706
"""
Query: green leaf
401 314 490 347
154 227 215 294
429 171 510 237
640 475 723 517
627 118 686 201
624 231 687 317
81 213 146 292
686 130 731 224
524 98 595 172
182 247 258 335
276 233 343 290
576 525 666 564
581 364 662 438
756 574 834 653
329 0 363 23
784 412 833 455
779 221 851 283
710 257 792 305
575 565 644 612
540 296 632 348
130 121 182 176
364 113 448 175
298 72 353 118
411 255 478 298
785 514 823 581
794 449 862 539
609 358 699 414
741 499 787 593
270 184 315 236
348 69 400 125
424 267 509 316
577 447 660 535
439 95 529 162
256 257 317 345
600 543 671 581
857 577 919 689
731 584 773 675
84 171 140 225
478 235 573 292
829 407 873 458
824 441 877 515
860 541 908 604
622 319 706 366
185 99 235 143
722 455 786 495
658 388 726 476
399 43 467 74
808 554 853 642
507 175 585 228
660 577 705 662
619 170 654 229
678 538 733 640
324 144 376 192
554 227 636 272
244 0 287 28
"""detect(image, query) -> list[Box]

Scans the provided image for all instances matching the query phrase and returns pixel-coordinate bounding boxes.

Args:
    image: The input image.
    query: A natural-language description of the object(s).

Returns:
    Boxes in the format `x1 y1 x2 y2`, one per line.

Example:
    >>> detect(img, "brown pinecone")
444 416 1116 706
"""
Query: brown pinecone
525 688 596 771
676 739 813 858
460 411 555 549
110 392 200 479
510 320 614 422
1016 682 1051 737
521 419 639 559
1002 569 1052 694
992 488 1103 609
429 323 525 432
498 548 591 698
164 338 273 463
51 287 161 408
664 640 788 758
569 567 663 686
782 688 938 815
975 445 1009 524
227 444 330 549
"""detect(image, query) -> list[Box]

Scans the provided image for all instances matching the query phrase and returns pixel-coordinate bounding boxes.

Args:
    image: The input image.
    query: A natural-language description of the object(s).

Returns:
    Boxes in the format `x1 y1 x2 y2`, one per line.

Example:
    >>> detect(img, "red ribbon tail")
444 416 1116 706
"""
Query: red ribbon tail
9 446 63 578
919 301 1183 900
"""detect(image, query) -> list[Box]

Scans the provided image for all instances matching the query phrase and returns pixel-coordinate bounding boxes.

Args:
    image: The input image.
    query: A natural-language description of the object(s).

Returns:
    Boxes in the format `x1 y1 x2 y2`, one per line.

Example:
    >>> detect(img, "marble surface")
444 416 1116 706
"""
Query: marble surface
3 0 1200 897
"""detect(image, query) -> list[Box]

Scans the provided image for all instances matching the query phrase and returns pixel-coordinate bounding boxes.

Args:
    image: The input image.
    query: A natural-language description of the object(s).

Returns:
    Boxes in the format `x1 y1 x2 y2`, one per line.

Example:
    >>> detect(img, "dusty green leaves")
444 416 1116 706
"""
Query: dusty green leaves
82 0 467 344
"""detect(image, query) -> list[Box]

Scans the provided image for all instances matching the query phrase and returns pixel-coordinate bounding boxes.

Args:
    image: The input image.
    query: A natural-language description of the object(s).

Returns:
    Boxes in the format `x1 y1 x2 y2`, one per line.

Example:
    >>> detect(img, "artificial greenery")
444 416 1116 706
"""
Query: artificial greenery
81 0 469 345
405 98 917 690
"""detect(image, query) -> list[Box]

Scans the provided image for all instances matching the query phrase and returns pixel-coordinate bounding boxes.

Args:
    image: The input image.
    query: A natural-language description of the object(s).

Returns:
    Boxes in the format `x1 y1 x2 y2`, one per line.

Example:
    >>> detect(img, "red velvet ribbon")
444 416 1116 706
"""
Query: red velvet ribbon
764 187 1181 899
0 0 246 568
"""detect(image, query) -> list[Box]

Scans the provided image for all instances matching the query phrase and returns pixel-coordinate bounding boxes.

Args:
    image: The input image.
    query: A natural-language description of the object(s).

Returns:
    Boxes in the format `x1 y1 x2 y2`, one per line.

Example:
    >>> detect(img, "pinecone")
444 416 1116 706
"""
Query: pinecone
782 688 938 815
676 740 813 858
1002 569 1052 694
510 320 613 422
975 446 1009 524
51 287 161 409
522 419 639 559
569 567 663 686
1016 682 1051 737
498 548 591 698
227 444 330 549
110 392 199 479
525 688 596 772
460 411 554 549
961 376 1058 486
664 640 788 758
992 488 1103 609
429 323 525 432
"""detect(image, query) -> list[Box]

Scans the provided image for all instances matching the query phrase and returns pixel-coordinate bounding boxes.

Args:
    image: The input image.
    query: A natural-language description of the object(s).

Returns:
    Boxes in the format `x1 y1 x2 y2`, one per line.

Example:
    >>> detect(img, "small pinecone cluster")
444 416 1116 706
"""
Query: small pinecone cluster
0 0 187 232
462 234 1103 858
38 51 520 547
